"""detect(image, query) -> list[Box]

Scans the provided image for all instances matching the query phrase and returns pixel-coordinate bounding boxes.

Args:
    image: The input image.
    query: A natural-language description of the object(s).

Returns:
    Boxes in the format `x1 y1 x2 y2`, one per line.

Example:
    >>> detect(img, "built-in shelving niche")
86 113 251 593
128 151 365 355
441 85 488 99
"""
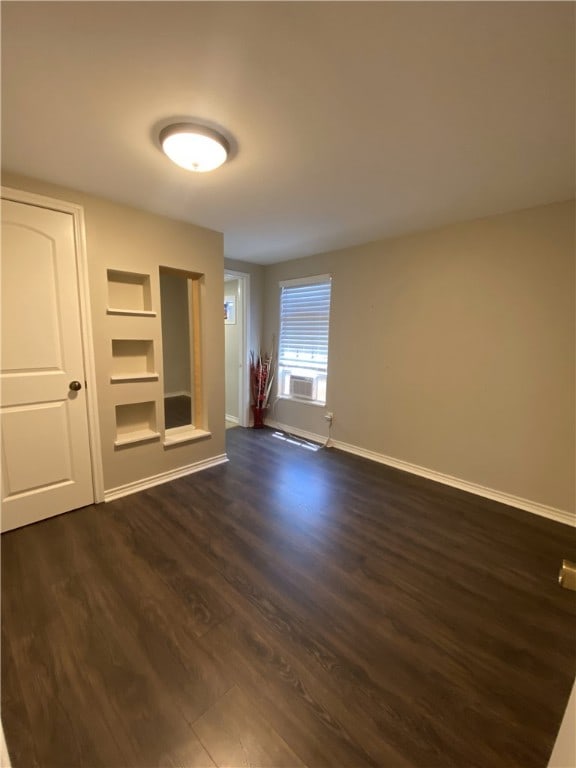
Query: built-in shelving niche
107 269 156 316
114 401 160 447
111 339 158 383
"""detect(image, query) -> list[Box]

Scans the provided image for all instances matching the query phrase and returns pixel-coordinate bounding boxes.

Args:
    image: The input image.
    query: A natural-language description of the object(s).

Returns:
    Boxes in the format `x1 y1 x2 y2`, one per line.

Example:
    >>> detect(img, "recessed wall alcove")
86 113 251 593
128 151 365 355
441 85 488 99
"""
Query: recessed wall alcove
110 339 157 382
107 269 155 316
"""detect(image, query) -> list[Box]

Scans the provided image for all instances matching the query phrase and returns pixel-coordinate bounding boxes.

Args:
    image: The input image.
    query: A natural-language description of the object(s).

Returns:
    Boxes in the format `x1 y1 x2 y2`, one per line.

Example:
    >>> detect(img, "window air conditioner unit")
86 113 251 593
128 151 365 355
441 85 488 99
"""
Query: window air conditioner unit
289 375 316 400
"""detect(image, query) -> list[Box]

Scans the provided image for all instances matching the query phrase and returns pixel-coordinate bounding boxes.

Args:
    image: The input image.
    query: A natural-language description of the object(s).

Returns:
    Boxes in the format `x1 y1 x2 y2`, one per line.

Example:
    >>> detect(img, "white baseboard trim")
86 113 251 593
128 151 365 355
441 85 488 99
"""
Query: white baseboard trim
267 421 574 527
165 390 191 399
225 414 240 424
104 454 228 502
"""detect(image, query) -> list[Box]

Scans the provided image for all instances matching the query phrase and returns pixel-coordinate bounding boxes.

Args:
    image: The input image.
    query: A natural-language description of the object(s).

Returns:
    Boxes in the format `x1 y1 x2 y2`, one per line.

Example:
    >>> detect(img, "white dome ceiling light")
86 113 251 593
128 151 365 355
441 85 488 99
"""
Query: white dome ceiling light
159 123 229 172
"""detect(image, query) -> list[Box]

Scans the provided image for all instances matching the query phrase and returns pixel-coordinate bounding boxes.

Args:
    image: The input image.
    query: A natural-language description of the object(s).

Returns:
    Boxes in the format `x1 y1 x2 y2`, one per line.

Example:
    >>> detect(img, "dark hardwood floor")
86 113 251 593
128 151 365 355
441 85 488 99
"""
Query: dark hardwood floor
2 427 575 767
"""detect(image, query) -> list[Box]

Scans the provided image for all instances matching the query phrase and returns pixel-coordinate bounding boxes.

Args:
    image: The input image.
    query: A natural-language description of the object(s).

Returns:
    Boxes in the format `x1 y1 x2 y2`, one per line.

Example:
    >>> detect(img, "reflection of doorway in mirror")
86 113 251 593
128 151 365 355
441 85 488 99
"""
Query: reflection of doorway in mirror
224 279 240 425
160 267 204 432
224 296 236 324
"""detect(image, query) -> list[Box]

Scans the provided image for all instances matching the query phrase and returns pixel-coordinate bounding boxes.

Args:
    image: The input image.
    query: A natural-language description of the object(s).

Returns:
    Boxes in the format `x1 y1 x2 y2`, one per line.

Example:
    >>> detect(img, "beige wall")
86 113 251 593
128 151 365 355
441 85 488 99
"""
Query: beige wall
264 201 575 514
3 172 225 492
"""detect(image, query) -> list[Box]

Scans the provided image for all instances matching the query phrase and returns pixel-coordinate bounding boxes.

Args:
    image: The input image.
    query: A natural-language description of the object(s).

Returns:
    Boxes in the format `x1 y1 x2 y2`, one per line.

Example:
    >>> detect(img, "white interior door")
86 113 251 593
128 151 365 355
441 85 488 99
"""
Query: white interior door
1 199 94 532
224 278 240 423
224 271 249 427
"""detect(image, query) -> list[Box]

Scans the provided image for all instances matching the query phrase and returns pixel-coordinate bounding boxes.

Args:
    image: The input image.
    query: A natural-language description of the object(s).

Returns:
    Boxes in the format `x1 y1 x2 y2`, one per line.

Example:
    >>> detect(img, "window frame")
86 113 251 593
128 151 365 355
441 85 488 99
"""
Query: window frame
277 274 332 407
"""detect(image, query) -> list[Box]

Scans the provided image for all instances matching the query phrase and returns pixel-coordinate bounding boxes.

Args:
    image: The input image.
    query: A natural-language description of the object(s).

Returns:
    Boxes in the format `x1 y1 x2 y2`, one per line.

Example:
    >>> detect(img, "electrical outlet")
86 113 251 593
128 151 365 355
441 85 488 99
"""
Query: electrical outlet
325 411 334 423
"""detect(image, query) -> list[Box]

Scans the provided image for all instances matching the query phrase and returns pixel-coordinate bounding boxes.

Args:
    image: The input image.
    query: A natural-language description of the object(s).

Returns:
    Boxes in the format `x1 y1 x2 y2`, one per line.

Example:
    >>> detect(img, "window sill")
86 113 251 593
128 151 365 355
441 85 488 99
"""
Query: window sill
163 427 212 447
110 373 159 383
277 396 326 408
106 307 157 317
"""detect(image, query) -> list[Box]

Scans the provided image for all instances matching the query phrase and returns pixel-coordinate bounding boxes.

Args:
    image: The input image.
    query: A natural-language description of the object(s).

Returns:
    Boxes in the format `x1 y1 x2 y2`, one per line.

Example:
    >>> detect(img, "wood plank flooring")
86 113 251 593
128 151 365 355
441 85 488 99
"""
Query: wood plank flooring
2 426 575 767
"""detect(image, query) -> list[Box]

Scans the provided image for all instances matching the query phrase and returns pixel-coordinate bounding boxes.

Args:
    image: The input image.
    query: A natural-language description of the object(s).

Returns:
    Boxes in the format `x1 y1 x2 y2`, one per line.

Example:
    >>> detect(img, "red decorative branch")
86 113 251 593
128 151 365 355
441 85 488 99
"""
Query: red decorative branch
250 347 275 410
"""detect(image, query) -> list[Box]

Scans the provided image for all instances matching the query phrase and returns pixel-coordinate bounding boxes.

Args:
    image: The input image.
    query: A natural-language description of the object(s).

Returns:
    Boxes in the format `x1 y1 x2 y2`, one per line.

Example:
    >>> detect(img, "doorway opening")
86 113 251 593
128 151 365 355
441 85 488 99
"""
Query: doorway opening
224 270 250 428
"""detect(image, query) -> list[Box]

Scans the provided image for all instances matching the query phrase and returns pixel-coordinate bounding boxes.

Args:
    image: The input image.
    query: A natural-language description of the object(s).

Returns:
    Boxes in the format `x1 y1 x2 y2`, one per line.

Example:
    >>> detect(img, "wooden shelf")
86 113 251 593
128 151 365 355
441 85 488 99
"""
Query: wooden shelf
115 401 158 448
114 428 161 447
110 373 159 383
107 308 156 317
107 270 153 313
111 339 156 381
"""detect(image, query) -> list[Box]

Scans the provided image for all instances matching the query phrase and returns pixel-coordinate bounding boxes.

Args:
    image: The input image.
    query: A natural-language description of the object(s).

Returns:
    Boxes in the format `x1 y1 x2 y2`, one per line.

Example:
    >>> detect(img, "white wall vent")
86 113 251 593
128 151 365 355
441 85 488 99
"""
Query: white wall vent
289 375 316 400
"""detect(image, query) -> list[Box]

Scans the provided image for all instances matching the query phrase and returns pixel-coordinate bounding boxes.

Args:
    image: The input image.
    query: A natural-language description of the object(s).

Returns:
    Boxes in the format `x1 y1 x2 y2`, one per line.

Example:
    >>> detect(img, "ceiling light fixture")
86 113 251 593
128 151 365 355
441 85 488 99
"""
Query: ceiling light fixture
159 123 229 172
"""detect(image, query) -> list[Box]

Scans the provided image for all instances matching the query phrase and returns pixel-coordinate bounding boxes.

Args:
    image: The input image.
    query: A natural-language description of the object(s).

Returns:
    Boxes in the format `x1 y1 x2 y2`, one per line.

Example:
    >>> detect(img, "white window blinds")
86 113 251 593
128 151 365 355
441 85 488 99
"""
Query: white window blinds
278 276 332 374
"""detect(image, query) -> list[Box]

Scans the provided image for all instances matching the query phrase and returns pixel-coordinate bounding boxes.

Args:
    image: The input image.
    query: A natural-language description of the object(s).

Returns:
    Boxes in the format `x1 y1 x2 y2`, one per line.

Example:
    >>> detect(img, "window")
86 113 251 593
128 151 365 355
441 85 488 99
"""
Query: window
278 275 332 405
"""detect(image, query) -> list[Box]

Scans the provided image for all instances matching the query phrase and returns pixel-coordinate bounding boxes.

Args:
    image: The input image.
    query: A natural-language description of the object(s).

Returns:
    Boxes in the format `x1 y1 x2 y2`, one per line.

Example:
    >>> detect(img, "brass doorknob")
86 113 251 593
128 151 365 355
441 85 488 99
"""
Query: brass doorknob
69 380 82 391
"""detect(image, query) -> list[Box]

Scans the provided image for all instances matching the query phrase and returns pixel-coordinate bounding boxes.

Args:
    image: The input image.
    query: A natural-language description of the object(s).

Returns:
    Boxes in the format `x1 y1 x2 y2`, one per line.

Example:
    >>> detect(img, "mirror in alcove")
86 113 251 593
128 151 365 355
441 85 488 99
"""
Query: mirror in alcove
159 267 203 432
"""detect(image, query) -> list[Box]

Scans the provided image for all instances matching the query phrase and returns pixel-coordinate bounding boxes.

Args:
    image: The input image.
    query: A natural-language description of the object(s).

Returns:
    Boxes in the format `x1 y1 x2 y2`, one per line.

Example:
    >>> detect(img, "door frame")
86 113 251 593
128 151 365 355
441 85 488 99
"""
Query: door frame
224 269 250 428
1 186 104 503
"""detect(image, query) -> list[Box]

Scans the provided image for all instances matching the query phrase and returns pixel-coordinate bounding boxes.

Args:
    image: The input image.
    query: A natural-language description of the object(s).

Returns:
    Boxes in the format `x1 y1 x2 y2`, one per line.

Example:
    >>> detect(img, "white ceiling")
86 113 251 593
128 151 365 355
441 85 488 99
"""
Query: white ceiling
2 2 574 264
